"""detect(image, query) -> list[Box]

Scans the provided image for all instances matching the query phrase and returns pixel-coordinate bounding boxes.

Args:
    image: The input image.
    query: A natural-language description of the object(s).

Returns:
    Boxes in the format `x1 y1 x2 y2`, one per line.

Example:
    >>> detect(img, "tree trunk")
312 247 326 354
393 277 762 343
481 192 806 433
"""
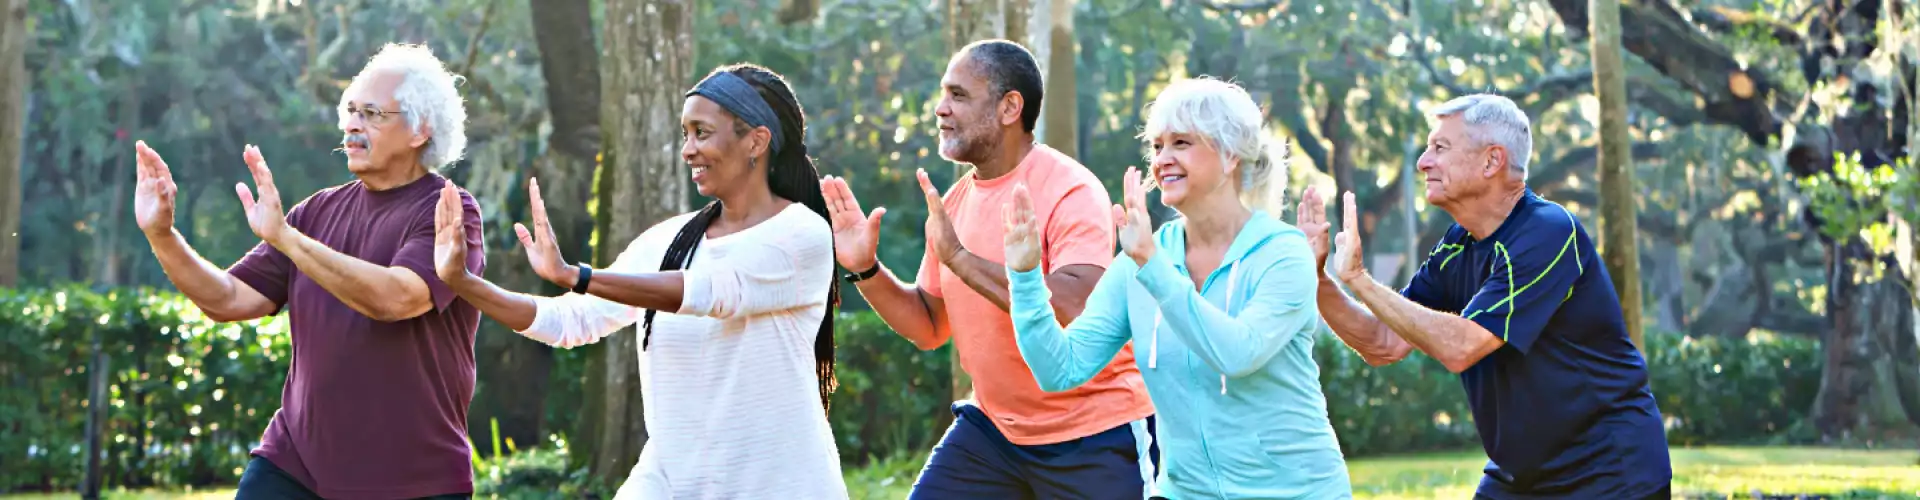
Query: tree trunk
1031 0 1075 159
1589 0 1644 352
591 0 691 489
0 0 27 288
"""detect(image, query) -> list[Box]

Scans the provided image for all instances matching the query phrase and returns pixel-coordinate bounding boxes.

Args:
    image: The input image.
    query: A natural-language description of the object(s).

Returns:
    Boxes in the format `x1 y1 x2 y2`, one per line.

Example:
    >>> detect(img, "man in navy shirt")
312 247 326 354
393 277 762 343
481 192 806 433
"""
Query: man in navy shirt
1301 94 1671 498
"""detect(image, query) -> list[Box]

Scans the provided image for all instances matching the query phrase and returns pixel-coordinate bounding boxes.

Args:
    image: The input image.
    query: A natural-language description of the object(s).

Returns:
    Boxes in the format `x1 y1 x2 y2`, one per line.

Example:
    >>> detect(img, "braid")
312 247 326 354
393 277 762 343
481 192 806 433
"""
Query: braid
642 202 722 350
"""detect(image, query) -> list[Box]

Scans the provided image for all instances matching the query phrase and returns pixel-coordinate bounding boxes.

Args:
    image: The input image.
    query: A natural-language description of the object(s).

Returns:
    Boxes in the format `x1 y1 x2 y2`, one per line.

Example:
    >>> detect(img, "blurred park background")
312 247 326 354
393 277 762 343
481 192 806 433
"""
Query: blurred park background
1 0 1918 498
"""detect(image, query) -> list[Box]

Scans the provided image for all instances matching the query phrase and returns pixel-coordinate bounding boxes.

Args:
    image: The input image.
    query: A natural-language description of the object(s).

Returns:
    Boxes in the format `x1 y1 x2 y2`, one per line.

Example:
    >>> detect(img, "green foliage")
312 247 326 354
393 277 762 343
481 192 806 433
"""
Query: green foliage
1799 154 1920 256
825 312 954 466
2 289 1829 493
0 286 288 492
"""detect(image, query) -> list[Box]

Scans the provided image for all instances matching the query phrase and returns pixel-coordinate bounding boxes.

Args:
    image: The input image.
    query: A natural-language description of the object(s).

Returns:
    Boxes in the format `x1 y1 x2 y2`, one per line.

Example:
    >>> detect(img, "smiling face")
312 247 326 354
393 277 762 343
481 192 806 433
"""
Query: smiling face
1149 131 1235 210
680 95 770 199
338 69 429 176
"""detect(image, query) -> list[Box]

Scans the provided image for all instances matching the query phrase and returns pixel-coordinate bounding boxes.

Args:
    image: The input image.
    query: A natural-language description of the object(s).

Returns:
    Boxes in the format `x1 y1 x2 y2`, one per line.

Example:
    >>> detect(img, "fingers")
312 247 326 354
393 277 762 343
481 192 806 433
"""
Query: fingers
514 223 536 249
243 145 274 196
821 176 845 216
916 169 942 210
134 140 152 179
528 177 550 242
236 183 256 212
1342 191 1358 234
865 206 887 234
1112 204 1127 229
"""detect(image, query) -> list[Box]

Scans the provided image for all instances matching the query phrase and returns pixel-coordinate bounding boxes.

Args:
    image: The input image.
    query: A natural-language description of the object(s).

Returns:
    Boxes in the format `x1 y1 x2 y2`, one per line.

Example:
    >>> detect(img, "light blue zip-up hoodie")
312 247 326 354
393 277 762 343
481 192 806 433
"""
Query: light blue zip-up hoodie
1008 212 1351 499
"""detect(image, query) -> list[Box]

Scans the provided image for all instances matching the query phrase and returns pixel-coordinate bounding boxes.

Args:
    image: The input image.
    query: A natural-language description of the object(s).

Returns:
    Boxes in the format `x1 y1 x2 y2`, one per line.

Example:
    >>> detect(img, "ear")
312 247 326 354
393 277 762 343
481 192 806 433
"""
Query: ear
1000 91 1025 128
748 125 774 159
410 122 433 150
1481 145 1507 179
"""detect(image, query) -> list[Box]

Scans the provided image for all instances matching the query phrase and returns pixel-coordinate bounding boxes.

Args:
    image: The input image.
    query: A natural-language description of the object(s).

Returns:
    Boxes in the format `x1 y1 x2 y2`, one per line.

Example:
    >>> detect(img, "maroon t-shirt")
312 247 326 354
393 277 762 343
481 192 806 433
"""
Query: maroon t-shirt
229 173 485 499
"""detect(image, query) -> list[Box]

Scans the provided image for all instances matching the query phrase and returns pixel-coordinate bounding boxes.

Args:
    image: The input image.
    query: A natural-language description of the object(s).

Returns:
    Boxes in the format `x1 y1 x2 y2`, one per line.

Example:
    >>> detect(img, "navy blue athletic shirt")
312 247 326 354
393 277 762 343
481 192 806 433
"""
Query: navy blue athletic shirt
1401 189 1672 498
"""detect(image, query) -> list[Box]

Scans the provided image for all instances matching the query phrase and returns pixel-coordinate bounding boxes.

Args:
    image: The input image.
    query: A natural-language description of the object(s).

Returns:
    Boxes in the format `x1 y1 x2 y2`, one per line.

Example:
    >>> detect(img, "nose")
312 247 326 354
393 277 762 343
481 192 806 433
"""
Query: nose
680 134 697 163
1151 147 1177 171
934 97 953 118
1416 152 1439 173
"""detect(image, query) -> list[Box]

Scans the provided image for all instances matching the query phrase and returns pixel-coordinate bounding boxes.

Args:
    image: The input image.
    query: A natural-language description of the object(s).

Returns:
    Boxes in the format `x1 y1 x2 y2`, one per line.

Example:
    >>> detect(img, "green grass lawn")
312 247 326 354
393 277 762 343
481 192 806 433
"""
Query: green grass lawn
10 446 1917 499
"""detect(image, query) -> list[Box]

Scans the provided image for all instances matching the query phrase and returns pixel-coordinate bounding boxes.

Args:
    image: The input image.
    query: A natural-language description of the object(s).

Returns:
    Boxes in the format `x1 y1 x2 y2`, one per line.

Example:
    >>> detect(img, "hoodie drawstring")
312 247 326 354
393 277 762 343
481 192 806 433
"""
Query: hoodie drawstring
1149 262 1241 396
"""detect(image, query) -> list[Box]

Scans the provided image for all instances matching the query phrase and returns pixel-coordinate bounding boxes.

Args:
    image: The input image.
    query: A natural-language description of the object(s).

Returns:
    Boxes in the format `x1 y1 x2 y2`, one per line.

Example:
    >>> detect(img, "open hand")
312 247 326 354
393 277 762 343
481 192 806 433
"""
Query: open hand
515 178 572 287
1116 167 1156 265
918 169 964 265
133 141 178 239
821 175 886 273
1296 185 1333 279
1002 184 1042 273
1332 191 1368 284
237 145 291 246
434 182 471 285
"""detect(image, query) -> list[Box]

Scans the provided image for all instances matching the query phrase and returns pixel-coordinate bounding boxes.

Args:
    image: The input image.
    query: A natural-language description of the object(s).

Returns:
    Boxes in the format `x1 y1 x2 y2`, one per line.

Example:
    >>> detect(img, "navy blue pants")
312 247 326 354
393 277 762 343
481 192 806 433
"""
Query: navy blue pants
908 401 1160 500
235 455 471 500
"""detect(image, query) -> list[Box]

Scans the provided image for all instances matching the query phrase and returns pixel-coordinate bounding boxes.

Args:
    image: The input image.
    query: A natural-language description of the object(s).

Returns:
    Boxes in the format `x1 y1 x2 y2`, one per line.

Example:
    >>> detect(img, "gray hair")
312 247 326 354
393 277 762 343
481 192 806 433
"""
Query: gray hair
1429 94 1532 180
340 43 469 169
1140 77 1290 216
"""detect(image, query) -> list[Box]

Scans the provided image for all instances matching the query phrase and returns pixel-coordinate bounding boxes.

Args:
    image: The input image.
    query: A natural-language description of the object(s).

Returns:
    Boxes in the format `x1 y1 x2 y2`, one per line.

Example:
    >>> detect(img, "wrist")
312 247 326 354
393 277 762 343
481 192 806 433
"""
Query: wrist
143 226 179 243
265 227 301 252
939 246 967 266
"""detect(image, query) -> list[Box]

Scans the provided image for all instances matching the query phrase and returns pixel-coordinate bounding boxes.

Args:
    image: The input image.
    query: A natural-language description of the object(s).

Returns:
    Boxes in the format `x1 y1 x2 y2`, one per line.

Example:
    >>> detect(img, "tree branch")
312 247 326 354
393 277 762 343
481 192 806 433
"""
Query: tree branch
1531 142 1664 198
1690 5 1806 46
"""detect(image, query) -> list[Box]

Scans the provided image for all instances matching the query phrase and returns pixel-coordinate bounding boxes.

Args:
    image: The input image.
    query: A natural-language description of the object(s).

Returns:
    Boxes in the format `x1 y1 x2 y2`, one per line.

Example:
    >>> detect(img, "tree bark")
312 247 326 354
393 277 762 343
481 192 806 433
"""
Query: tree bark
0 0 27 288
1032 0 1076 159
1589 0 1643 352
591 0 691 488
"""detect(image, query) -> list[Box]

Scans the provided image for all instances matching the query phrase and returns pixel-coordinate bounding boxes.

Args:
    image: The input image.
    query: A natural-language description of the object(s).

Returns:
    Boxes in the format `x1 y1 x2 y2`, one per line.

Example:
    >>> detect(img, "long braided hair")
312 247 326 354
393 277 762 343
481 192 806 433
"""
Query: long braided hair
640 64 840 413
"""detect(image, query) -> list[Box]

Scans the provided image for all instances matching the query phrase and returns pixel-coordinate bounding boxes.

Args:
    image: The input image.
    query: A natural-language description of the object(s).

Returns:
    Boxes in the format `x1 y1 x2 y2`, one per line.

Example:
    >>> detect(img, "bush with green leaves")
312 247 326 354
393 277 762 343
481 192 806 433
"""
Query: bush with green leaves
0 288 1825 493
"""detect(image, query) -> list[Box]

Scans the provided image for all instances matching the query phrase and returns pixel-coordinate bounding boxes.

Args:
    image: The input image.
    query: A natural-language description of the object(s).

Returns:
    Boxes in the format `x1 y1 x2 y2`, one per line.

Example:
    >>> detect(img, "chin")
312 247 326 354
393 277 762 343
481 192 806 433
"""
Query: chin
693 183 716 197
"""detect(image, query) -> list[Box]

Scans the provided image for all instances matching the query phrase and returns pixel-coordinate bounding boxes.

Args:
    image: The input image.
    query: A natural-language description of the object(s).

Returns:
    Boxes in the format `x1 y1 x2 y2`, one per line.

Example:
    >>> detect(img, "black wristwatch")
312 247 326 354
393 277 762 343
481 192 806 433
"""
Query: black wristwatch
843 264 881 283
571 263 594 294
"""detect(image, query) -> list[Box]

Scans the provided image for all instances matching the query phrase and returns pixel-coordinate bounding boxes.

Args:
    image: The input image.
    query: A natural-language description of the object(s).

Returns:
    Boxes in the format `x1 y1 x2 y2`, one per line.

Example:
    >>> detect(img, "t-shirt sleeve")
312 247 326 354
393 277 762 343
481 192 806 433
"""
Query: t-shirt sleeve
229 199 311 309
1042 183 1117 274
391 188 486 312
1400 236 1462 312
1460 212 1585 354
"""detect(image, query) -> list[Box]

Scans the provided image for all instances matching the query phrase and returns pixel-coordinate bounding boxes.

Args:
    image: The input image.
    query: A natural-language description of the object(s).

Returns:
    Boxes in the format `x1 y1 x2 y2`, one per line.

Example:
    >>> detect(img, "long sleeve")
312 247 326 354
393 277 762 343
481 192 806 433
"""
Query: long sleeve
516 229 656 349
1007 255 1134 392
1134 234 1320 378
676 212 832 320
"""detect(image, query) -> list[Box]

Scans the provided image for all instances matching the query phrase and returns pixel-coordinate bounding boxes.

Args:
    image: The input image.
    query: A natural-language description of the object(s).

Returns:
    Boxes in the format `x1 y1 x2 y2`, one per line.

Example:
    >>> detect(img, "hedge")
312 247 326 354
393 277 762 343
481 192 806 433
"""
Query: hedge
0 287 1823 492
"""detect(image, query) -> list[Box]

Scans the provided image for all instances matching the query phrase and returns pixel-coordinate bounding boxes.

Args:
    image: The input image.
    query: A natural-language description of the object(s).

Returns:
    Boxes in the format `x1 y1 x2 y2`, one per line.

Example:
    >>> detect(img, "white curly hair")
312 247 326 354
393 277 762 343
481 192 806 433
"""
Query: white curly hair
339 43 469 169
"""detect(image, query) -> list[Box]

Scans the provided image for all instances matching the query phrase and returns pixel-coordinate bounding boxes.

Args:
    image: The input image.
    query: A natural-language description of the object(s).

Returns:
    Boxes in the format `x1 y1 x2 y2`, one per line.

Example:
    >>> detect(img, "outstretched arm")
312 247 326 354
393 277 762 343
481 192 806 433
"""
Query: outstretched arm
132 141 276 323
1003 184 1132 391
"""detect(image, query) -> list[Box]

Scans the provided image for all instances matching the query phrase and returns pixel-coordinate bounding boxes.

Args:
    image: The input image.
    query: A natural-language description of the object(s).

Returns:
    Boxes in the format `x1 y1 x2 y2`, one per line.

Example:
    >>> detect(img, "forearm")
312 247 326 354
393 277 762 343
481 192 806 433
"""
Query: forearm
446 272 541 331
557 266 685 313
854 264 948 349
1345 273 1493 371
1008 268 1118 391
943 249 1010 311
1315 277 1413 366
272 229 430 321
146 230 247 317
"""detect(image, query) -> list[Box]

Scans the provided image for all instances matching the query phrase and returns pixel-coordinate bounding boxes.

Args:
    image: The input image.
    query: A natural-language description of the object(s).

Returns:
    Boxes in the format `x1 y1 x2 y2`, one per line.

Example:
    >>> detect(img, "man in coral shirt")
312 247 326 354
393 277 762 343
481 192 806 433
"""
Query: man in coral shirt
822 40 1157 499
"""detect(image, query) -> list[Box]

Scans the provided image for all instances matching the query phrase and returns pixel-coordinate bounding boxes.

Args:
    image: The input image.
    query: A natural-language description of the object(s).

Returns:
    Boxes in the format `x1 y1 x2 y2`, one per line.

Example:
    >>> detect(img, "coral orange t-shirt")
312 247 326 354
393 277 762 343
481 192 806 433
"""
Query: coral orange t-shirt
917 143 1155 445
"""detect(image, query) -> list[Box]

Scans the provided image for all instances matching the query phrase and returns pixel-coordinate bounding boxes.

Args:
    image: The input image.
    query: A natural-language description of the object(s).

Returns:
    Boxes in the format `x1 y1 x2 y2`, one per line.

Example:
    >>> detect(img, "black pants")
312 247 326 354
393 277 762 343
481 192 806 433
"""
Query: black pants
1473 484 1671 500
236 456 471 500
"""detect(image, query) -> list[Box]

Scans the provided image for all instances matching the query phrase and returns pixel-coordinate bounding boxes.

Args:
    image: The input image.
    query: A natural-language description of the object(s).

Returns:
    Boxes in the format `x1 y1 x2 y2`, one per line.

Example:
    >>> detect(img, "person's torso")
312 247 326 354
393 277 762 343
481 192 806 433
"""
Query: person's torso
1125 218 1350 499
1420 194 1668 495
937 144 1154 445
630 205 846 497
265 175 480 498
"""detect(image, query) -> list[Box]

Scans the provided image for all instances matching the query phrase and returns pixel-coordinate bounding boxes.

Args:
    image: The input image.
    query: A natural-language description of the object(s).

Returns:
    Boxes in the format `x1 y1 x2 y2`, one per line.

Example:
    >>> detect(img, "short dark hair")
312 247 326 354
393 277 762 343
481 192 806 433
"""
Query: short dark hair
961 40 1043 133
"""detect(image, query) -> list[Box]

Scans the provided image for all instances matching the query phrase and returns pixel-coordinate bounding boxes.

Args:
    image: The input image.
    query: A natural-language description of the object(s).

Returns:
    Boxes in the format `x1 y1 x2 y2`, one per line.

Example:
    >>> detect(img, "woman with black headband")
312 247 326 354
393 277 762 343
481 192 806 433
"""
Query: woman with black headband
431 64 847 499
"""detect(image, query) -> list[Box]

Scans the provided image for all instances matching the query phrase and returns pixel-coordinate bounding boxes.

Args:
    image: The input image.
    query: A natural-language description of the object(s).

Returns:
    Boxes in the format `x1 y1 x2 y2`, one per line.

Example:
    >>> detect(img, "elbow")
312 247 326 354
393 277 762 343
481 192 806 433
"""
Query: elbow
1440 358 1474 374
1037 379 1078 393
202 309 250 324
1364 343 1414 368
366 298 433 323
1222 363 1262 379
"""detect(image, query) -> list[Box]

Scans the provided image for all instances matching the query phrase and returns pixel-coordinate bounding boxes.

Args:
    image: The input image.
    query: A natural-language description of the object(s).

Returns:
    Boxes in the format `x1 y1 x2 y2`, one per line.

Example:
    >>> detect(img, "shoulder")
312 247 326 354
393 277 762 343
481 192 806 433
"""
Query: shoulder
637 211 704 246
1500 197 1584 251
774 204 832 246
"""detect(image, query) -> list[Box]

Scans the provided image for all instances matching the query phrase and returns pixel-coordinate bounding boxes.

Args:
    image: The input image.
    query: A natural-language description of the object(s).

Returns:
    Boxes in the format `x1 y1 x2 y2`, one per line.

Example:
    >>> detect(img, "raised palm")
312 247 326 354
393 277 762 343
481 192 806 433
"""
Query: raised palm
514 178 570 286
1002 184 1042 273
133 141 177 238
433 182 470 283
1116 167 1156 265
1295 185 1334 276
821 175 886 272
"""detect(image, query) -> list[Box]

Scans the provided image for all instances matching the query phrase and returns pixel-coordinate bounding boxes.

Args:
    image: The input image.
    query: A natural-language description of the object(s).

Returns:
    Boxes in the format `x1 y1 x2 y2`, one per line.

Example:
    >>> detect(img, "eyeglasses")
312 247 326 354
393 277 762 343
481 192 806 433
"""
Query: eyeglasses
342 103 400 126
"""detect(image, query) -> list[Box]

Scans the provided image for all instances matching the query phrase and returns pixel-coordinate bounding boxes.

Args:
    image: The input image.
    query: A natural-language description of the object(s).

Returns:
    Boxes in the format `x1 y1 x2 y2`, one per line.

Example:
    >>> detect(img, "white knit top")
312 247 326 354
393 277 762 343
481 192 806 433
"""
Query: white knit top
516 203 847 500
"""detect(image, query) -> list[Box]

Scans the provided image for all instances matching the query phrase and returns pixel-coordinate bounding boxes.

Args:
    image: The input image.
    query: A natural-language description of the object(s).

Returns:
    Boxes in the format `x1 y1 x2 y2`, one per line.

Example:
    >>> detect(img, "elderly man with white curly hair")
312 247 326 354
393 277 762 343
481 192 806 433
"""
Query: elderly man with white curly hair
132 43 486 500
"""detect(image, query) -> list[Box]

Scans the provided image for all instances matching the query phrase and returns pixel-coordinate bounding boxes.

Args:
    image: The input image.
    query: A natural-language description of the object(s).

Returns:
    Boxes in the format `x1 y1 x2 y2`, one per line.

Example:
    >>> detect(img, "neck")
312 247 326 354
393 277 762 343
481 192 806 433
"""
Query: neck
1177 193 1253 249
971 134 1035 180
360 163 430 191
1445 185 1528 239
717 183 784 227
